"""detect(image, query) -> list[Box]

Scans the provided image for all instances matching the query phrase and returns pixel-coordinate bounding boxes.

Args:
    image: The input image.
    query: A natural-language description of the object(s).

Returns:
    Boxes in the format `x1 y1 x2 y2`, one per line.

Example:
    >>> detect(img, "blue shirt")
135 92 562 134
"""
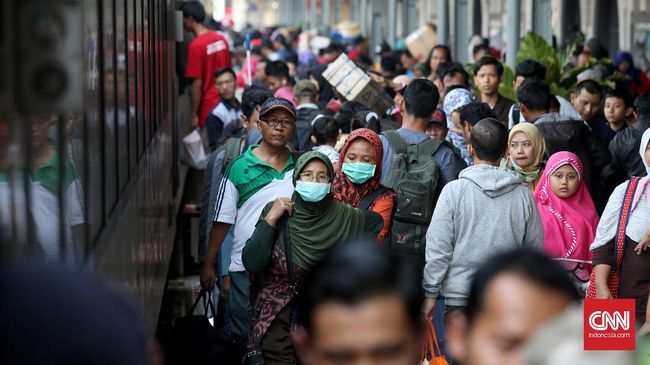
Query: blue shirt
379 128 467 186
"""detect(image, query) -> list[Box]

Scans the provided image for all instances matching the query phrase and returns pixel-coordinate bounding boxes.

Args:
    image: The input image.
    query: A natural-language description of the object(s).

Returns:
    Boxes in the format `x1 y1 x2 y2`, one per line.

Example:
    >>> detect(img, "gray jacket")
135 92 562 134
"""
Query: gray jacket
423 164 544 305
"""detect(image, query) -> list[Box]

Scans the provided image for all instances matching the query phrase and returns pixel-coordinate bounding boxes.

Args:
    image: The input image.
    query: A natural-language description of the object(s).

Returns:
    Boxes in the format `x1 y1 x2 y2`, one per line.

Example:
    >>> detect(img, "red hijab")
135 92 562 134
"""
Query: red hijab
533 152 599 277
332 128 394 207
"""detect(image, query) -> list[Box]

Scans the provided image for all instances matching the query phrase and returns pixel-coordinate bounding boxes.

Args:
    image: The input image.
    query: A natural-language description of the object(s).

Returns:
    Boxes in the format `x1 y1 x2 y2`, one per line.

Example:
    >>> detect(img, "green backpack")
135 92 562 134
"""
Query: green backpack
382 130 441 256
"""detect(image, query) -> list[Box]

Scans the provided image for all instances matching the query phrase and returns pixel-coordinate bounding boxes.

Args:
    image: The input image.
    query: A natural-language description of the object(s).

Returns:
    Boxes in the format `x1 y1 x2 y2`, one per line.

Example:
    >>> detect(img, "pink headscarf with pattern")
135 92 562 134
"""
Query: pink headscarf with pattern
534 152 600 268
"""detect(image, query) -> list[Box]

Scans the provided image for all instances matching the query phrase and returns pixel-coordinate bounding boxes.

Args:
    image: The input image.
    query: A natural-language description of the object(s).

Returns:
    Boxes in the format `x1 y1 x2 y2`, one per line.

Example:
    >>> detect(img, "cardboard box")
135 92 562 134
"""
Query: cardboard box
405 24 437 62
323 54 393 115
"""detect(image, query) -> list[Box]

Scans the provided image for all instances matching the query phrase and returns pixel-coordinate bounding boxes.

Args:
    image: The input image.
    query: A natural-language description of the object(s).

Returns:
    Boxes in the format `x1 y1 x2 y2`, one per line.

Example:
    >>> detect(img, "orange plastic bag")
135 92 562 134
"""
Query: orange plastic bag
421 317 450 365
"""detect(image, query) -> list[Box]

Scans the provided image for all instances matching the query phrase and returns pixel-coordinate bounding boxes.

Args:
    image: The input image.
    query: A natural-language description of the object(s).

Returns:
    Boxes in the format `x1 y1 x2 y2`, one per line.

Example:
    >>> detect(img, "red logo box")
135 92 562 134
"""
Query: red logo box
584 299 635 351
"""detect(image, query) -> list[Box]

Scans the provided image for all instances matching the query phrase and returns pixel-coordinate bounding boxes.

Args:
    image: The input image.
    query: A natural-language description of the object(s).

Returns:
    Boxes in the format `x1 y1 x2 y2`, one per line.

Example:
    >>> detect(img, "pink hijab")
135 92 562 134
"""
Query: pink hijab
534 152 599 271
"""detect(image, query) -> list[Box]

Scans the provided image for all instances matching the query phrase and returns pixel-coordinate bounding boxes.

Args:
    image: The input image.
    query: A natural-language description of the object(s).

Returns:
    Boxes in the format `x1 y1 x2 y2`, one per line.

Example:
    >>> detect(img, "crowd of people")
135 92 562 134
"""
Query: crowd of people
174 1 650 363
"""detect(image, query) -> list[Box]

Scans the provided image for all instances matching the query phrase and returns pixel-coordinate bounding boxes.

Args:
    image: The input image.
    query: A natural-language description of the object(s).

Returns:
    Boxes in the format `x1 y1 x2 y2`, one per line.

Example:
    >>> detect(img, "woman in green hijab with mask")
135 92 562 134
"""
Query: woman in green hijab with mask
242 151 383 365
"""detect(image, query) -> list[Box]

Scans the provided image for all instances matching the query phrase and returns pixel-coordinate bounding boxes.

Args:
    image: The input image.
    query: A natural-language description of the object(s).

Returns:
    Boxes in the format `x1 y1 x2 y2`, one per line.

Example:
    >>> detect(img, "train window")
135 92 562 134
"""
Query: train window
143 0 151 143
103 0 118 215
136 0 144 157
84 0 104 246
116 0 129 191
127 0 138 172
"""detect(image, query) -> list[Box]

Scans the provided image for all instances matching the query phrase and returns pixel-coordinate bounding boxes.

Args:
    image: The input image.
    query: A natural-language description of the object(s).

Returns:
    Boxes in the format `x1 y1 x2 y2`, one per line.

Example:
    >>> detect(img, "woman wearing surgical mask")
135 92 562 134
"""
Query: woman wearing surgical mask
332 128 397 242
242 151 383 365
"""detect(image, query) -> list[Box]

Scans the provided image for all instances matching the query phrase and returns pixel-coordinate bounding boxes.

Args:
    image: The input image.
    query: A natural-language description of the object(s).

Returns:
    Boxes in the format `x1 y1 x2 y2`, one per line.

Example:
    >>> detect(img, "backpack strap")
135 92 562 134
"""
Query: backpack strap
280 215 298 295
416 138 442 158
221 137 244 174
383 130 408 155
357 187 389 211
611 176 641 272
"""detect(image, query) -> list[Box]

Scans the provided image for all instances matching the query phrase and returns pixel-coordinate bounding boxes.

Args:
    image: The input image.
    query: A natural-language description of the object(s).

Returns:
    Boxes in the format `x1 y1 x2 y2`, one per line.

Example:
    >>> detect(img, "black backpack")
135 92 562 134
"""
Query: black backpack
382 131 441 256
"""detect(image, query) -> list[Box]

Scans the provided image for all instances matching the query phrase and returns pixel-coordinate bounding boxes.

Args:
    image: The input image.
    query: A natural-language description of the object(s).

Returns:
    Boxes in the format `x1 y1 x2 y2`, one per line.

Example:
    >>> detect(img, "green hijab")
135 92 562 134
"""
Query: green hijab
287 151 371 269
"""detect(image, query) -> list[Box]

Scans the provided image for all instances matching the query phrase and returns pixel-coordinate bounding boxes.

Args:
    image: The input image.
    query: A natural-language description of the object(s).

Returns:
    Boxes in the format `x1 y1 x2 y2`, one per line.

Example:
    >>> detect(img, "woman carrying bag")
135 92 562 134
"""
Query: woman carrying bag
589 129 650 325
242 151 383 364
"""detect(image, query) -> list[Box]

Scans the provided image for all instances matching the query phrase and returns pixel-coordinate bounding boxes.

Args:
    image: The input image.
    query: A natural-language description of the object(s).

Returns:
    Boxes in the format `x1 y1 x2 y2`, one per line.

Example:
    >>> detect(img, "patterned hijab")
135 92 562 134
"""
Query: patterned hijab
332 128 394 207
533 152 599 267
504 123 547 191
443 88 474 132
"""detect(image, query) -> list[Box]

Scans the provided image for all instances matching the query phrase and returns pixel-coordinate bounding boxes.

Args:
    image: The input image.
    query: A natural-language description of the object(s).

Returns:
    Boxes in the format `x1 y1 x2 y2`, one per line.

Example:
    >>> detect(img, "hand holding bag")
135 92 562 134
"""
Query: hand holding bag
421 317 449 365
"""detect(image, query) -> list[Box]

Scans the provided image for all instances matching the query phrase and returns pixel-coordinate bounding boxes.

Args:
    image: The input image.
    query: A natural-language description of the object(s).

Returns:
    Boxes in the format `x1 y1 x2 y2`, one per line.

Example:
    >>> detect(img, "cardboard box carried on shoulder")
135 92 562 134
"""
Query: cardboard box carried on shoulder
323 54 393 115
405 24 437 62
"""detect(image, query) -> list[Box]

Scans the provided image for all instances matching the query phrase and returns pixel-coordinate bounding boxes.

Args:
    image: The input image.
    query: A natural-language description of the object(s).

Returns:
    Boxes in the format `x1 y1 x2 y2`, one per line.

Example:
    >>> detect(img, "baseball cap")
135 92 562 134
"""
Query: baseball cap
294 80 318 98
429 108 447 128
259 97 297 119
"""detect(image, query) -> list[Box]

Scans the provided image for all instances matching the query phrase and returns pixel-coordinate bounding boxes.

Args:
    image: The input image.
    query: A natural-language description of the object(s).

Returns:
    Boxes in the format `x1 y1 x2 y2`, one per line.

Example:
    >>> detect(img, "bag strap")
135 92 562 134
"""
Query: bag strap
188 289 217 319
280 214 298 295
357 187 389 211
222 137 244 174
611 176 641 272
383 130 408 155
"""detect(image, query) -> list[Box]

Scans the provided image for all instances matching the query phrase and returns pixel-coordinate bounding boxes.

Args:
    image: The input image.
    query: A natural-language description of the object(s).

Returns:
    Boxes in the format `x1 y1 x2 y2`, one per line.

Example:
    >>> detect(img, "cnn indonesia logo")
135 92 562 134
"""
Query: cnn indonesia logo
584 299 635 351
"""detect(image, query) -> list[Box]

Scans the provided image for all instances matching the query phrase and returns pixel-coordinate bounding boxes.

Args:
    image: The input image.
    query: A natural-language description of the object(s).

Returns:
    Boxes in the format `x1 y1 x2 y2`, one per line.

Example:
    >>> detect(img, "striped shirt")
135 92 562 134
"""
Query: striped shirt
213 145 295 272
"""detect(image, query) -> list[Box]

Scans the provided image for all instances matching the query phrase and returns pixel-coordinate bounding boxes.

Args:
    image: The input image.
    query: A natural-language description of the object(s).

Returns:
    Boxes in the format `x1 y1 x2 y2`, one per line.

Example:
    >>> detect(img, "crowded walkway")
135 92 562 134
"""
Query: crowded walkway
1 0 650 364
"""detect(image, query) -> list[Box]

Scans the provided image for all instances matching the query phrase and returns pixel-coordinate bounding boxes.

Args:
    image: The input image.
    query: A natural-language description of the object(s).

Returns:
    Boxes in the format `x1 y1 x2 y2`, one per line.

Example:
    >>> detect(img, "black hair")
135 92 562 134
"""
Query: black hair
180 1 205 23
585 38 609 59
241 86 273 119
604 88 633 108
426 45 452 74
297 241 423 334
442 63 469 87
265 60 290 80
335 101 367 133
444 84 467 94
515 60 547 80
403 79 440 119
380 54 402 76
465 248 580 325
574 79 602 97
401 48 413 58
634 92 650 117
351 111 381 133
472 44 491 58
516 79 552 112
469 118 508 161
458 102 495 126
311 115 339 145
214 67 236 80
474 56 504 76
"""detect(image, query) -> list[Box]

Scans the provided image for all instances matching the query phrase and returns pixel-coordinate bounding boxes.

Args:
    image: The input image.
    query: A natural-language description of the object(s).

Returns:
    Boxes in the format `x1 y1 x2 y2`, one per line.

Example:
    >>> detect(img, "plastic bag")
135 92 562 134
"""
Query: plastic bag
182 128 209 169
421 317 449 365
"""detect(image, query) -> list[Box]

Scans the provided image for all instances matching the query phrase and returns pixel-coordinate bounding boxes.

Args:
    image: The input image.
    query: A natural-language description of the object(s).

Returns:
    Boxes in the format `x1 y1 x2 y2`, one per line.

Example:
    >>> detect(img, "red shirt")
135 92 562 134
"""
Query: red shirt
185 31 231 126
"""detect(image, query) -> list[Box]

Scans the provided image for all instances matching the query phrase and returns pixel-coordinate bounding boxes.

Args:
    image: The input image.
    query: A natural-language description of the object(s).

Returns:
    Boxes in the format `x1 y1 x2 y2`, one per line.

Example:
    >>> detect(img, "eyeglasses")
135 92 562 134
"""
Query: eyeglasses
260 118 295 128
298 171 330 183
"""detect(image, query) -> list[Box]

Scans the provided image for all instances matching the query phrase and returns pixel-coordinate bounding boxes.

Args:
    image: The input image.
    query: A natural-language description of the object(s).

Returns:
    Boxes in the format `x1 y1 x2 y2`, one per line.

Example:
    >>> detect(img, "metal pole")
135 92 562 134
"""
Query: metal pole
506 0 520 68
388 0 396 47
322 0 330 34
371 0 383 63
310 0 317 30
437 0 448 45
532 0 552 44
360 0 368 36
335 0 341 23
453 0 469 64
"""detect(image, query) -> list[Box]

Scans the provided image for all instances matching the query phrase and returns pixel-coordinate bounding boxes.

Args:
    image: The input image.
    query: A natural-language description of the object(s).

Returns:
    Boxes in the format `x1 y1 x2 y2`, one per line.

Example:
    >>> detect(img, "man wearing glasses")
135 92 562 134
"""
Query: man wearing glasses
201 97 297 344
